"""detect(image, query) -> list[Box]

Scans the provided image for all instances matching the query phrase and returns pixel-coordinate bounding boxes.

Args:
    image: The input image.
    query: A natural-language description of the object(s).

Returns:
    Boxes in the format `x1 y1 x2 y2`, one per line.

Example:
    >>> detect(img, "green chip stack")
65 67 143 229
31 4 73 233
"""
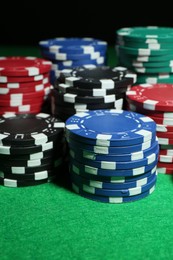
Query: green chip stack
115 26 173 84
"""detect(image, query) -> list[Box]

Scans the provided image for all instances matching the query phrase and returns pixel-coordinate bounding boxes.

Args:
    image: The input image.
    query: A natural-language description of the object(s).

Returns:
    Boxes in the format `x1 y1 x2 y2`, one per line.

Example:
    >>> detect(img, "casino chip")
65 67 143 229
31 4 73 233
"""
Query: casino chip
115 26 173 84
38 37 108 85
50 65 137 121
65 109 159 203
126 83 173 174
0 112 66 187
0 57 52 115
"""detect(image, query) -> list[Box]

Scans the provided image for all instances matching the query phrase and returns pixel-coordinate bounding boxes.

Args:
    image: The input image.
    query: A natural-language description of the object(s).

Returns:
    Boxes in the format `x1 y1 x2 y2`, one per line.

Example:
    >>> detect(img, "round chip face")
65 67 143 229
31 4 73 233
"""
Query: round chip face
126 83 173 111
0 113 65 146
65 109 156 146
116 26 173 42
0 57 52 76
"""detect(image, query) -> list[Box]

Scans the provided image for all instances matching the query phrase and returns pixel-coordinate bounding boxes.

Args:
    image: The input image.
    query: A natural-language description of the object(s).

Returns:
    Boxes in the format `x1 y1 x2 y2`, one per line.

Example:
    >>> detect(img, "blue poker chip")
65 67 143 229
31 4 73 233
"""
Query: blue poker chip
72 172 157 197
70 168 157 189
70 163 157 182
72 182 156 203
69 138 159 162
51 57 106 70
41 49 106 61
39 37 108 54
69 147 159 170
65 110 157 147
70 158 158 177
67 136 157 155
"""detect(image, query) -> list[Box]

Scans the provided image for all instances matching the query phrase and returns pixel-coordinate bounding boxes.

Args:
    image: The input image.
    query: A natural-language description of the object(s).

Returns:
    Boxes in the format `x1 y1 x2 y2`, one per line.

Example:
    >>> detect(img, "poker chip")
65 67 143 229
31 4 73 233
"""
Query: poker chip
65 109 159 203
65 110 156 146
0 170 57 181
115 26 173 84
72 173 157 197
38 37 108 85
126 83 173 111
71 167 157 190
0 57 52 76
0 57 52 114
0 113 65 146
0 72 49 83
69 148 159 170
0 176 56 188
72 183 156 204
57 66 135 88
116 27 173 42
39 38 107 53
50 65 136 121
126 81 173 174
0 112 66 187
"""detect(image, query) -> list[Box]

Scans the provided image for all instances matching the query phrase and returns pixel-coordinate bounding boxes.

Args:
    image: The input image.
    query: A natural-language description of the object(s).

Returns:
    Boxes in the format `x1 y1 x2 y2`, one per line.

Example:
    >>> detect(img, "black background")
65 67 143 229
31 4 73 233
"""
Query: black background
1 2 173 46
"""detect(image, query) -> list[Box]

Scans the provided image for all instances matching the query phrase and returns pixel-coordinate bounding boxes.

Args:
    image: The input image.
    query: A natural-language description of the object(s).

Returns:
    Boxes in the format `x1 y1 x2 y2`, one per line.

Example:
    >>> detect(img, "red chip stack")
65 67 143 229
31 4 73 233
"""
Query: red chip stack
126 83 173 175
0 56 52 114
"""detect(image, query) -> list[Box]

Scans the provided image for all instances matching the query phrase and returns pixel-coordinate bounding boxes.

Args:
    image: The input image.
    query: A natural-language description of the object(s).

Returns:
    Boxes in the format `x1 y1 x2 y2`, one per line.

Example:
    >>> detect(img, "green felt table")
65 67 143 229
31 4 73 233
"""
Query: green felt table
0 46 173 260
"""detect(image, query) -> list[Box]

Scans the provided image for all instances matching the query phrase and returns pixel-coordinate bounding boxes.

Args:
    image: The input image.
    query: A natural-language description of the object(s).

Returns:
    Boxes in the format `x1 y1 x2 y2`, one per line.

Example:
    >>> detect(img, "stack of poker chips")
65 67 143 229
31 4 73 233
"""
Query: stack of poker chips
115 26 173 84
0 113 65 188
126 83 173 175
65 109 159 203
50 65 137 121
38 37 108 85
0 56 52 115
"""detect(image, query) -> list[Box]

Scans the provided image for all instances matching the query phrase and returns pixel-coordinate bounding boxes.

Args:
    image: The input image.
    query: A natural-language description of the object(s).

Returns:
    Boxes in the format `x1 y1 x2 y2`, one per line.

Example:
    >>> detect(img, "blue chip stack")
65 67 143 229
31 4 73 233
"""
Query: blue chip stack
115 26 173 84
38 37 108 85
65 109 159 203
50 65 137 121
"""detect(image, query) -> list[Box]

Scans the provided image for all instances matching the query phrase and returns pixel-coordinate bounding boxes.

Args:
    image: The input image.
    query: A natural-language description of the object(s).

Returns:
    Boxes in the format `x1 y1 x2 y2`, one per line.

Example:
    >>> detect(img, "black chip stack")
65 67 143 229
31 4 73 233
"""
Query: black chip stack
0 113 66 187
50 65 137 121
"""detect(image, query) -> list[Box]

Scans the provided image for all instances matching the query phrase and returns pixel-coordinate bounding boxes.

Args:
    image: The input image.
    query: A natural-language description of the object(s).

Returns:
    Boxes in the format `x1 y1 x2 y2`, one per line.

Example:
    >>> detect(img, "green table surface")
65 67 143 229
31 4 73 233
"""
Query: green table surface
0 46 173 260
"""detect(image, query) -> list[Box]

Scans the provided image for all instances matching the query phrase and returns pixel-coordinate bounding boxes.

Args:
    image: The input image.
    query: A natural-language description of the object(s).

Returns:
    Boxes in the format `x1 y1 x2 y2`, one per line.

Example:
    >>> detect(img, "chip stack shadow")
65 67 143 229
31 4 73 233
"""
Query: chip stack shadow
65 109 159 203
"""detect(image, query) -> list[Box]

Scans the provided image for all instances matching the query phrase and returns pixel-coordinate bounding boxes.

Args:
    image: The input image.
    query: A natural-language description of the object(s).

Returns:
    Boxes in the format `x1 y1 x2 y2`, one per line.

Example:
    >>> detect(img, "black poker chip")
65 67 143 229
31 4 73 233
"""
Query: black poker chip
57 66 133 88
0 113 65 146
0 170 58 181
0 157 63 174
0 176 56 187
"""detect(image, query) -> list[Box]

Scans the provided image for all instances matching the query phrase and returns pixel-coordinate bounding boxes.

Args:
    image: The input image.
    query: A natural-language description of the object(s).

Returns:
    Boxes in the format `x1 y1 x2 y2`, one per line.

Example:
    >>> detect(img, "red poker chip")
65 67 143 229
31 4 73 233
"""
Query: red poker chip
159 149 173 156
156 124 173 132
150 115 173 126
0 103 42 113
126 83 173 111
0 57 52 76
159 154 173 163
0 73 49 83
157 161 173 169
157 167 173 174
158 137 173 145
128 102 173 119
0 77 49 90
156 131 173 139
0 84 51 100
0 96 47 107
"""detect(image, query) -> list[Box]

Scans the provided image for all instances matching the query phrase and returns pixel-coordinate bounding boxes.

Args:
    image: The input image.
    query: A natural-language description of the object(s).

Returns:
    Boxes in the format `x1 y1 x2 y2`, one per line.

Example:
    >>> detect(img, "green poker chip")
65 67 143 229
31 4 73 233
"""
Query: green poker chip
136 73 173 84
117 41 173 50
116 26 173 43
118 45 173 56
132 60 173 68
134 66 173 74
